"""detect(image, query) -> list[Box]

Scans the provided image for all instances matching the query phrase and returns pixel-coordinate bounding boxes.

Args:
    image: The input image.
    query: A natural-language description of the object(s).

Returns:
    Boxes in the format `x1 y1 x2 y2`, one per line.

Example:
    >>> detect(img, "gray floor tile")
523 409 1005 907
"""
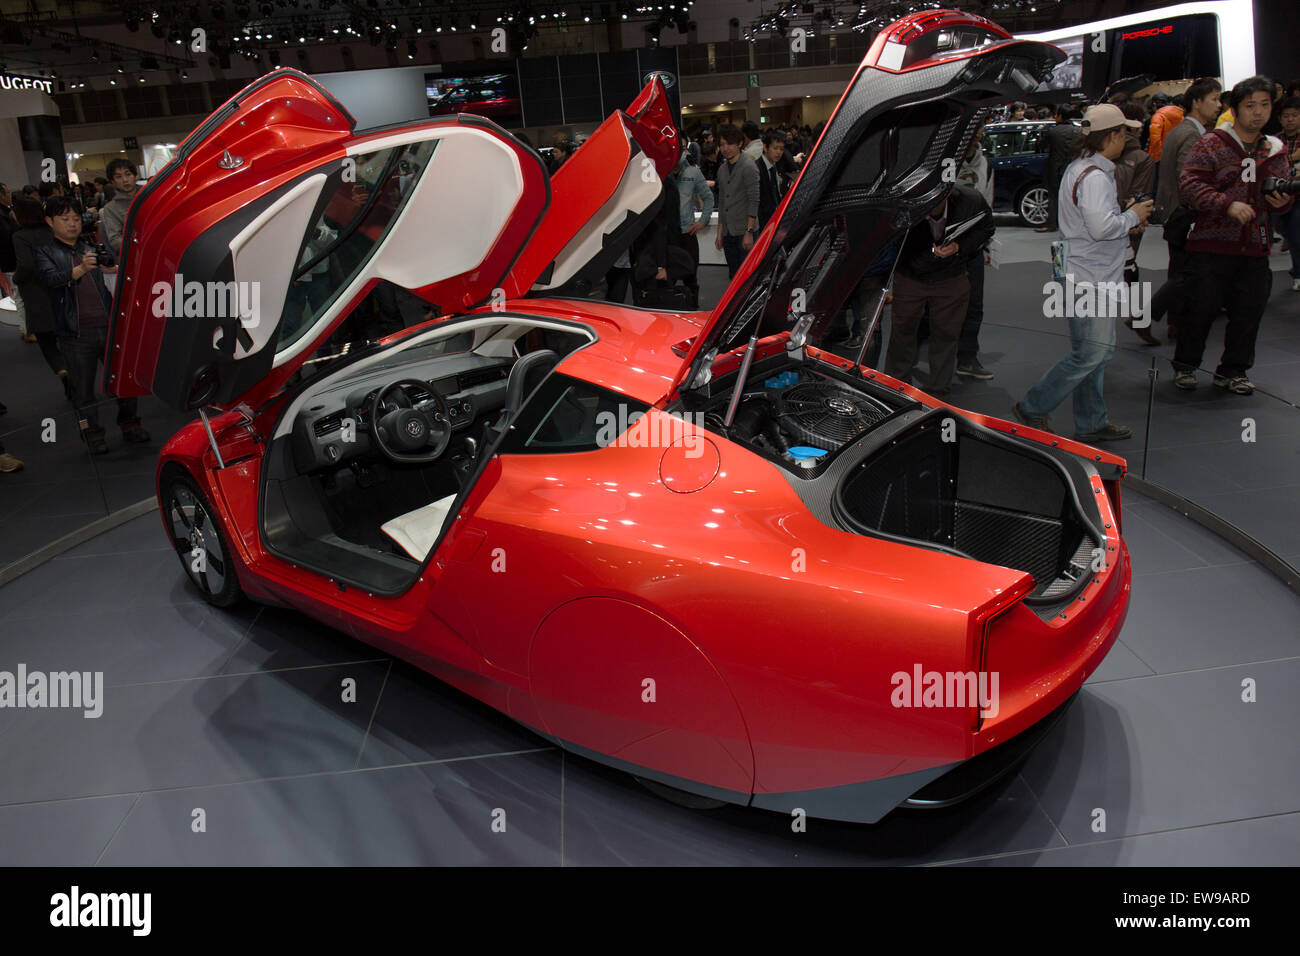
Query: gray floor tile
1120 509 1218 576
0 794 138 866
0 512 113 568
954 811 1300 866
0 603 253 686
1118 562 1300 673
1188 484 1300 558
1141 445 1250 499
217 605 389 675
357 661 550 768
1086 640 1155 684
1131 502 1258 569
57 513 171 558
1019 660 1300 842
0 547 204 621
98 752 563 865
0 660 390 805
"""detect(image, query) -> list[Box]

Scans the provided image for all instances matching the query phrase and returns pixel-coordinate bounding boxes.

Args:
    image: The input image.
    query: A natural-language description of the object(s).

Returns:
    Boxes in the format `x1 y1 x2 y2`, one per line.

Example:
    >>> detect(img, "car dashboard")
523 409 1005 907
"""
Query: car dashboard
289 352 512 473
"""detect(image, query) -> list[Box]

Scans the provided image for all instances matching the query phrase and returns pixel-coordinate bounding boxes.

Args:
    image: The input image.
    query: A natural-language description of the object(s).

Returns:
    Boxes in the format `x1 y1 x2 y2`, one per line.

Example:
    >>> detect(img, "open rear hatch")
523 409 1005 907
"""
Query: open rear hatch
672 10 1065 394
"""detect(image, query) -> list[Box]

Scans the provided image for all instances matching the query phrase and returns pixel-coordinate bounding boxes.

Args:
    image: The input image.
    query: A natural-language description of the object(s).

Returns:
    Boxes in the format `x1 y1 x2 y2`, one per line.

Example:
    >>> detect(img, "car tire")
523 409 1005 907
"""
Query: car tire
161 474 242 608
1018 185 1050 227
633 775 728 810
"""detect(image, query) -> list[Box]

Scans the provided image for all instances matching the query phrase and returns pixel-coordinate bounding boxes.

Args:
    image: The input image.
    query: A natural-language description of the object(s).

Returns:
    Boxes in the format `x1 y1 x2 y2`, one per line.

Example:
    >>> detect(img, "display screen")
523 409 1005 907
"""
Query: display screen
425 69 521 127
425 49 679 130
1035 35 1085 92
1111 14 1221 85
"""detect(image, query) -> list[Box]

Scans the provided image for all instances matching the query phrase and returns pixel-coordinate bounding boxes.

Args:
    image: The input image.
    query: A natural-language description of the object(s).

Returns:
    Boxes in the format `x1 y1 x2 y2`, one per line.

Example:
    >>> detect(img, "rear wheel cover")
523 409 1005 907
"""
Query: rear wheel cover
163 477 242 607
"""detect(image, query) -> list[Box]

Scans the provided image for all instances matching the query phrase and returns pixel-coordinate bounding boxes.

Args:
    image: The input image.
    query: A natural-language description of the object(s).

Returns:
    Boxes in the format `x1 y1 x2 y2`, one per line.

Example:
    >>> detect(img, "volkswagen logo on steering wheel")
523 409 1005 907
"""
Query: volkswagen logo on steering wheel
406 419 425 439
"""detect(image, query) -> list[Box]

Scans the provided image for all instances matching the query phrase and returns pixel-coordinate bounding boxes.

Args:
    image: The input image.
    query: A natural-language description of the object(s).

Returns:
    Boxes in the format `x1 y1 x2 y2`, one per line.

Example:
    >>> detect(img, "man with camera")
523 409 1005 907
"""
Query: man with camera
35 197 148 454
1014 104 1153 442
1173 75 1295 394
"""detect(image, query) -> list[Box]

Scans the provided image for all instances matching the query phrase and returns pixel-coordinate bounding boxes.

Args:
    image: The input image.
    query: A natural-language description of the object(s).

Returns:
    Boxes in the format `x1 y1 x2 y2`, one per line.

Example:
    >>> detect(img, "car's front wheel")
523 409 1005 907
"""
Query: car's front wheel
1018 184 1050 226
162 474 242 607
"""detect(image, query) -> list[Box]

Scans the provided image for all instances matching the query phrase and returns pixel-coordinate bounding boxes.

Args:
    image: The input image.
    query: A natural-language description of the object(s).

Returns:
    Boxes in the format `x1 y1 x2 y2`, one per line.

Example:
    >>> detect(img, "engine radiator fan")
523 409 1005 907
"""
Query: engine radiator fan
777 381 891 450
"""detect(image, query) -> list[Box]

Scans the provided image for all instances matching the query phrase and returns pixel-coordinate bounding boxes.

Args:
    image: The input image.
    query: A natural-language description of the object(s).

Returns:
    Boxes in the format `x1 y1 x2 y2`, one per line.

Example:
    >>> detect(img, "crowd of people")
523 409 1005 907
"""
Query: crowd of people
1012 75 1297 442
0 159 149 472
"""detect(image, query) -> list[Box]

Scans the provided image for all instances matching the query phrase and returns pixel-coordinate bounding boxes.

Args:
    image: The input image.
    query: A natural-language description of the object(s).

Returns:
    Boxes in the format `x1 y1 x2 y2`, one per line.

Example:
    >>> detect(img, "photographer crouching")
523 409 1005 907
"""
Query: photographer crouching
35 197 149 455
1173 75 1296 394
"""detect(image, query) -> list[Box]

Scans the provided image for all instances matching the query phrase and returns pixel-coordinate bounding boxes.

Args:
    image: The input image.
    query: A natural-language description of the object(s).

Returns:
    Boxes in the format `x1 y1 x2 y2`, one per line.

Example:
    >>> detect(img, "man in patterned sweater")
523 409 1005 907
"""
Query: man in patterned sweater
1173 76 1295 394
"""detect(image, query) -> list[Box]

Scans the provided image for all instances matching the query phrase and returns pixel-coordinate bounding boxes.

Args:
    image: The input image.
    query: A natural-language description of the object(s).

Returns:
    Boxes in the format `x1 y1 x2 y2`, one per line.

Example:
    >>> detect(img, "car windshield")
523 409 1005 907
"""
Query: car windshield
283 283 475 397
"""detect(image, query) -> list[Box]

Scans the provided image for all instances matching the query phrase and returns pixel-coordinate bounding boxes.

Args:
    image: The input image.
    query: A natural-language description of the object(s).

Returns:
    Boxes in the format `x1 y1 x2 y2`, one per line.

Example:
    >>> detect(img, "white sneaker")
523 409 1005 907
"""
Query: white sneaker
1292 278 1300 292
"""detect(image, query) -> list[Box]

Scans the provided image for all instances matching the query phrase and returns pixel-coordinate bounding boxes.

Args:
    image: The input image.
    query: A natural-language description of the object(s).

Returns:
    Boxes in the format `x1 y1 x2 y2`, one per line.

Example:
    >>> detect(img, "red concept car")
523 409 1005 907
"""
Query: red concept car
107 11 1130 824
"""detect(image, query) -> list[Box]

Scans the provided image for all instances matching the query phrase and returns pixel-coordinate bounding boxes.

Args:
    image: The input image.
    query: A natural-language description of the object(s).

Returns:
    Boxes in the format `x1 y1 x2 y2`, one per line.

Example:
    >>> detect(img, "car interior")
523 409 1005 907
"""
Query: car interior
260 316 594 593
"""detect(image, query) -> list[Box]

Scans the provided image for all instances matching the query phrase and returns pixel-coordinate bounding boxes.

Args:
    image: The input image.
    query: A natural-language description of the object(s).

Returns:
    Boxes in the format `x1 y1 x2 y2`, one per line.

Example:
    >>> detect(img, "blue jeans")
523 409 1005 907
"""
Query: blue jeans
1020 312 1116 434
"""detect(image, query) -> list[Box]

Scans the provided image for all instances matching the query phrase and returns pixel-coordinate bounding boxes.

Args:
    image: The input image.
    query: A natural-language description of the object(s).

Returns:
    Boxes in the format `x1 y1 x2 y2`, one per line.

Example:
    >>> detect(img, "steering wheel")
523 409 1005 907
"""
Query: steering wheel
368 379 451 464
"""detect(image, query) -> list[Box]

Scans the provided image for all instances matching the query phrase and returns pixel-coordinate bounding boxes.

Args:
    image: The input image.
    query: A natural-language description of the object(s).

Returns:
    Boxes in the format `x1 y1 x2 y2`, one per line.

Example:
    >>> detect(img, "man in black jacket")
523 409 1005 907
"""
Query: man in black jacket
35 197 148 455
755 132 788 231
1038 106 1082 232
884 184 995 395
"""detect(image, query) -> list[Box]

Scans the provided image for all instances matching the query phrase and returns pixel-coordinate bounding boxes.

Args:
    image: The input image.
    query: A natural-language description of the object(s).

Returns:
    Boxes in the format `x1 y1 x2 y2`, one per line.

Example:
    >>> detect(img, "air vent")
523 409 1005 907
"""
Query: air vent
313 412 343 437
457 366 508 390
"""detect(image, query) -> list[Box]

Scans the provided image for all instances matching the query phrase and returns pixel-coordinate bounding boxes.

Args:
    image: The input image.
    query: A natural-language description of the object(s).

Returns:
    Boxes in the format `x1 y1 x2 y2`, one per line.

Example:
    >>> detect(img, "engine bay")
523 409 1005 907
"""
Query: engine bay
691 359 914 479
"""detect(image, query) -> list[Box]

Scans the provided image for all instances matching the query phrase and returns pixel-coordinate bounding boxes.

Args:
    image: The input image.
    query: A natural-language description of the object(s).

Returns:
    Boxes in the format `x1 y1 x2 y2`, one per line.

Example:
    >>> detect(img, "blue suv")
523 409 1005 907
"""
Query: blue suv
983 120 1055 227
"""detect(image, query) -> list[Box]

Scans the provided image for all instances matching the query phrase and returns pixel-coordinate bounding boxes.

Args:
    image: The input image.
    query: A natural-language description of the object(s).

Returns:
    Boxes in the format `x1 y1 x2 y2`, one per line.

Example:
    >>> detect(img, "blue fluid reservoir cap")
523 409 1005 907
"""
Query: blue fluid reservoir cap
788 446 827 460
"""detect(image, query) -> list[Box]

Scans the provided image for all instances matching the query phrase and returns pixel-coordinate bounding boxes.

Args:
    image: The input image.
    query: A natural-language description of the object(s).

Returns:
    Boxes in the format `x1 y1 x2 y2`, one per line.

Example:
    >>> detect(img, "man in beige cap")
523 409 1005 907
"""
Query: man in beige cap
1015 103 1153 442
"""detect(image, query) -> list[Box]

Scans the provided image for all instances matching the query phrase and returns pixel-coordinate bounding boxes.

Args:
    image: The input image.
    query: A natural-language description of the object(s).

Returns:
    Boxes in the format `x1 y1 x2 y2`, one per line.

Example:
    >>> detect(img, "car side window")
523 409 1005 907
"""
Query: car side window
500 373 650 455
985 132 1010 157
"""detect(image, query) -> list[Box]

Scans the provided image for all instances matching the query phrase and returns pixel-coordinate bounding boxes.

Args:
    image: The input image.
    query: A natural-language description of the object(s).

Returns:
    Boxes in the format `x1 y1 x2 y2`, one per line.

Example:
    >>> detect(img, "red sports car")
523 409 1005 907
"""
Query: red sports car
107 11 1130 824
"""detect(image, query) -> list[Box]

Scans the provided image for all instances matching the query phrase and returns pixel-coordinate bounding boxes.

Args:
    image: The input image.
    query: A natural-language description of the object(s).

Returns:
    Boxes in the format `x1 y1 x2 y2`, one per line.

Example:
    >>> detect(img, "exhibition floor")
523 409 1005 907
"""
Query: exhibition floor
0 499 1296 865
